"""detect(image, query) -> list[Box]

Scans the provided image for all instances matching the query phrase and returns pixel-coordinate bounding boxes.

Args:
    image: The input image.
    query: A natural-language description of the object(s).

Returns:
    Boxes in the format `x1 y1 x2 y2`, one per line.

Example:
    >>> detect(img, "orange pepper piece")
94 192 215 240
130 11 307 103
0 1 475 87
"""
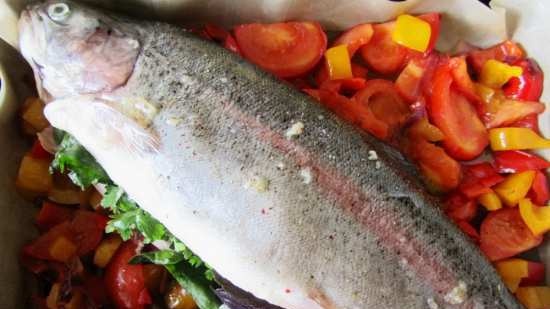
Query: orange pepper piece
519 198 550 236
493 171 536 207
324 45 353 80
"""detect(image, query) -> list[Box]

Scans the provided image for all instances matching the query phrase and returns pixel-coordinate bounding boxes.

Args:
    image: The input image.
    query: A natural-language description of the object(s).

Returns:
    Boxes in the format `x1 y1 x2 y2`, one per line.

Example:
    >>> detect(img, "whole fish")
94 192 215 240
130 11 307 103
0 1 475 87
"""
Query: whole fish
19 1 520 308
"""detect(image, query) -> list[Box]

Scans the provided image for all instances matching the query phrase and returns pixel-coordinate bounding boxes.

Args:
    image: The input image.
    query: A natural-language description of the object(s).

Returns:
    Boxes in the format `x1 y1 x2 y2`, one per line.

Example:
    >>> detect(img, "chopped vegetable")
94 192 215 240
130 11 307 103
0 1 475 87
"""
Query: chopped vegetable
529 171 550 206
493 171 536 207
407 118 444 142
516 287 550 309
428 63 488 160
479 59 523 88
332 23 374 56
20 97 49 135
449 56 480 103
495 258 535 292
458 163 504 199
105 240 151 309
30 139 52 159
361 22 407 74
467 40 524 73
456 220 480 242
416 13 441 52
234 22 327 78
324 45 353 80
392 14 432 52
482 98 544 129
519 199 550 236
480 208 542 261
503 59 544 101
489 128 550 151
494 151 550 174
478 190 502 211
165 283 198 309
16 154 53 198
35 201 74 231
94 233 123 268
48 235 78 263
444 193 477 222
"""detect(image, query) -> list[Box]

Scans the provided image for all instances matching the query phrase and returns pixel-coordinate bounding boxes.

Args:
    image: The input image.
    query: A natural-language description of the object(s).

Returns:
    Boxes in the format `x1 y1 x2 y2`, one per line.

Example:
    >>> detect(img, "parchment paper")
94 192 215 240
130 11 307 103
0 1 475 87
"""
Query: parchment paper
0 0 548 307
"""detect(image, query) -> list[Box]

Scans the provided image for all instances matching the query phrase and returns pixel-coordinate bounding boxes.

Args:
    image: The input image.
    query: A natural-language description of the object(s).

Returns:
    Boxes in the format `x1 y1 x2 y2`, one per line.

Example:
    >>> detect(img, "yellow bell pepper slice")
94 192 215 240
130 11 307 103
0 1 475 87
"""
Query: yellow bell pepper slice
516 287 550 309
519 199 550 236
495 258 529 293
493 171 536 207
489 128 550 151
478 190 502 211
391 14 431 52
324 45 353 80
479 59 523 89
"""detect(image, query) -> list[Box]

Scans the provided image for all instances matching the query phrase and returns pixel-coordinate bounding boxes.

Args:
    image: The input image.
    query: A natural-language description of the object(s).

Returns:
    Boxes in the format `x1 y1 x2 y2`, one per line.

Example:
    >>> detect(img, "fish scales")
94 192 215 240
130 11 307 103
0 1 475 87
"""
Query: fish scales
19 2 520 309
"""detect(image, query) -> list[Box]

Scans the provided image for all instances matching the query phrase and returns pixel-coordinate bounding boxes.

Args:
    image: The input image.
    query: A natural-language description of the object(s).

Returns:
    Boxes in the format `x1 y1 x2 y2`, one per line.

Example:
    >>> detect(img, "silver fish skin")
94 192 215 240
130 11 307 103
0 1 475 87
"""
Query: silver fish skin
19 1 520 309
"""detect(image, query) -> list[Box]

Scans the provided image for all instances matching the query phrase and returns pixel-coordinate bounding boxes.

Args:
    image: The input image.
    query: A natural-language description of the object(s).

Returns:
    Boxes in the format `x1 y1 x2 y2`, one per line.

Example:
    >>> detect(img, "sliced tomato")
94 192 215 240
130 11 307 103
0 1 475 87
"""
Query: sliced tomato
503 59 543 101
353 79 410 138
428 64 488 160
483 98 545 129
467 40 525 73
402 137 461 193
528 171 550 206
459 163 504 199
234 22 327 78
332 23 374 56
480 208 543 261
105 240 149 309
35 201 75 231
351 63 368 79
456 220 480 243
494 150 550 173
445 193 478 222
71 210 108 256
417 13 441 53
448 56 480 103
360 22 408 75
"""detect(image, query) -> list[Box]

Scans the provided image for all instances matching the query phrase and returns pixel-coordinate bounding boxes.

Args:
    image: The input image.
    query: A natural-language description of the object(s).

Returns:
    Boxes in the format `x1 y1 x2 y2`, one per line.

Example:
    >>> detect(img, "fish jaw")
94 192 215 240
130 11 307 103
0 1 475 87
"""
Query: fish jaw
18 0 141 100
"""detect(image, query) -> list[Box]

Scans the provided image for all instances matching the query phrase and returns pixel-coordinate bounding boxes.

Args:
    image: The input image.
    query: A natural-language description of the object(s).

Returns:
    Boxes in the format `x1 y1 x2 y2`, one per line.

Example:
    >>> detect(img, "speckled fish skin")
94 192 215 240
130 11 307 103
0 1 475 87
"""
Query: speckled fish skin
20 2 521 309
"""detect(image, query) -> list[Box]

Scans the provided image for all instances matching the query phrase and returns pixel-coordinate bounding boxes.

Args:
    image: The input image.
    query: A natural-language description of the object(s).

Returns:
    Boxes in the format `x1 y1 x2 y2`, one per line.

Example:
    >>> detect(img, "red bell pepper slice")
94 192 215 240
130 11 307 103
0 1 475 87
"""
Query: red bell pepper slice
494 150 550 173
353 79 410 138
448 56 480 104
503 59 543 101
105 240 150 309
360 22 408 75
71 210 108 256
416 13 441 53
480 208 543 261
320 78 367 94
456 220 480 243
234 22 327 78
351 63 368 79
35 201 75 231
483 98 545 129
445 193 478 222
528 171 550 206
428 63 488 160
332 23 374 56
23 222 75 262
458 163 504 199
511 114 541 134
317 89 389 140
467 40 524 73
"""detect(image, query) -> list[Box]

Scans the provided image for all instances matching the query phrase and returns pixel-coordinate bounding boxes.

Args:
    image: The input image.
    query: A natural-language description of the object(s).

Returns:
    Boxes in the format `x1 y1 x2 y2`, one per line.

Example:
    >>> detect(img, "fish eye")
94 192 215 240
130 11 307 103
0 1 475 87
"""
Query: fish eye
47 2 71 22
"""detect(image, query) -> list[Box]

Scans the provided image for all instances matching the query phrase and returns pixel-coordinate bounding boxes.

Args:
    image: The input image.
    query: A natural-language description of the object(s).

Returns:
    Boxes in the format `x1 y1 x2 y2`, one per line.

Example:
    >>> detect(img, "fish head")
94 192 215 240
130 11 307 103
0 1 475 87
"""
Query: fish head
18 0 140 100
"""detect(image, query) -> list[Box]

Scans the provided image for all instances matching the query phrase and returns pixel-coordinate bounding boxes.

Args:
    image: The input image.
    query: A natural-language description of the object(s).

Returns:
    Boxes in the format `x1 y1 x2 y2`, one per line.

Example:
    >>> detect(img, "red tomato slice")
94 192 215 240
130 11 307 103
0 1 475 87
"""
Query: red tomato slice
480 208 543 261
494 151 550 174
105 240 149 309
428 64 488 160
467 40 524 73
353 79 410 138
234 22 327 78
332 23 374 56
35 201 74 231
459 163 504 199
456 220 480 243
71 210 108 256
503 59 543 101
360 22 408 75
445 193 478 222
528 171 550 206
417 13 441 53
